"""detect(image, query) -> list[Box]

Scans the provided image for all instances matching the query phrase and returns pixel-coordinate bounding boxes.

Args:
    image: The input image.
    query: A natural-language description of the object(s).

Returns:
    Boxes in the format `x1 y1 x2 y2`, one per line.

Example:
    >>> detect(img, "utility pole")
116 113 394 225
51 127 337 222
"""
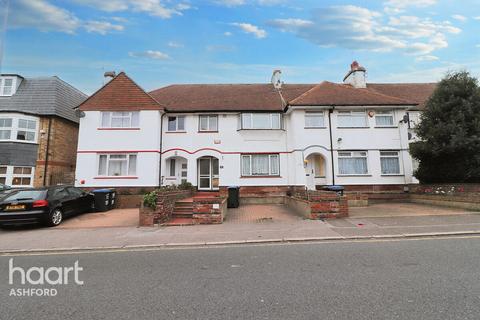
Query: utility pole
0 0 9 73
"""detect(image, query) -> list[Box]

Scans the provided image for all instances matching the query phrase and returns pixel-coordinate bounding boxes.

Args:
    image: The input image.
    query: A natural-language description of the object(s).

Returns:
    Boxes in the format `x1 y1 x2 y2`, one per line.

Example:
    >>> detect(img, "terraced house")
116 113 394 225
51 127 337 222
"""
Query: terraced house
0 74 86 187
74 62 435 195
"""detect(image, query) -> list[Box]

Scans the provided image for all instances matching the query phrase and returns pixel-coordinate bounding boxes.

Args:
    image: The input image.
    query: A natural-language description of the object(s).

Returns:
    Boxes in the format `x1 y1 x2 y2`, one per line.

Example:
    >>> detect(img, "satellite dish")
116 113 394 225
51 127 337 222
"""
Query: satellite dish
271 69 283 90
74 109 86 118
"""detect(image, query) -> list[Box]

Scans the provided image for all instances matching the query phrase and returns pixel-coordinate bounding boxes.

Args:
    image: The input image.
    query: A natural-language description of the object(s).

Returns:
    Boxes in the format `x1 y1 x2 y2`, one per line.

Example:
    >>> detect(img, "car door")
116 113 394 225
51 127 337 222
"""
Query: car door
52 187 75 216
67 187 90 214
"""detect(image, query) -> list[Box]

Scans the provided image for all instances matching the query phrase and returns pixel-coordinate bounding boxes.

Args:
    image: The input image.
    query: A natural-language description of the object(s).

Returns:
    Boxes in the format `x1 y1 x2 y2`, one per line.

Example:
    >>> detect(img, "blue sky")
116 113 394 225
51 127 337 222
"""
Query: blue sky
1 0 480 94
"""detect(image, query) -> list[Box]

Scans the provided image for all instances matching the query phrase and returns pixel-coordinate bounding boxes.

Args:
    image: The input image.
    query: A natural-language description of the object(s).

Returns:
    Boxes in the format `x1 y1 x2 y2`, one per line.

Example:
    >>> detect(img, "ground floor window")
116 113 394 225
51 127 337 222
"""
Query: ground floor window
98 154 137 176
241 154 280 176
338 151 368 175
380 151 401 175
0 165 34 186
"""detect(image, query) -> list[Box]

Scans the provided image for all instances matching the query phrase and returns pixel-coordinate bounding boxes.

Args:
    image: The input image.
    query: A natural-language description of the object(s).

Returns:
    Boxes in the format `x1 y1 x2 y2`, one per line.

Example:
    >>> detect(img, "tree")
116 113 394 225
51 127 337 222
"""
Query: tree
410 71 480 183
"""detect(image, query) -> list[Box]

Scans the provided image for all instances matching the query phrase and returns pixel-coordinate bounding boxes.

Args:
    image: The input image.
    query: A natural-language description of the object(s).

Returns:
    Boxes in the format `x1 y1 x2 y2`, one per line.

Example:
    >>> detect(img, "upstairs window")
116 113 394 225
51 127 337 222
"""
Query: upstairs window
375 110 395 127
380 151 401 175
305 112 325 128
17 119 36 141
2 79 13 96
98 154 137 177
0 118 12 140
101 112 139 128
241 113 281 130
337 111 367 127
167 116 185 132
199 115 218 132
241 154 280 176
338 151 368 175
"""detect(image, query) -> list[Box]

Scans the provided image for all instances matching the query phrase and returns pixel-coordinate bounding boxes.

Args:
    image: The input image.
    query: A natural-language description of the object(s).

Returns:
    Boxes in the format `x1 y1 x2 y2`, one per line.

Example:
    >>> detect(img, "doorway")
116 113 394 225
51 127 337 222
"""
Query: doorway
198 157 219 191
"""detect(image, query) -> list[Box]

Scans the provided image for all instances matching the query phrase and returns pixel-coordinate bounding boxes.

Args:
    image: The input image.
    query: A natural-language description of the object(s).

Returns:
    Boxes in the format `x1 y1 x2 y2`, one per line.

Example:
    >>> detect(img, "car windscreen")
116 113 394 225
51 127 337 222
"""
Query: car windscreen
2 190 47 202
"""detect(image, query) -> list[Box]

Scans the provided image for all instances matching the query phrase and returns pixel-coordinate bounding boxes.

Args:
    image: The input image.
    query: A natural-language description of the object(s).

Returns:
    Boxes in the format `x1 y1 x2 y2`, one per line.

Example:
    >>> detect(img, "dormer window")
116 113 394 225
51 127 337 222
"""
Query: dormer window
0 77 17 96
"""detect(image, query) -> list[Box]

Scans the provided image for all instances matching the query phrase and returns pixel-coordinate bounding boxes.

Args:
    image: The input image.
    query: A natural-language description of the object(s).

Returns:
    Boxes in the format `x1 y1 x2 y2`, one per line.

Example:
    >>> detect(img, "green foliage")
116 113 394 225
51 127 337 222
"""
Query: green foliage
410 71 480 183
143 190 158 210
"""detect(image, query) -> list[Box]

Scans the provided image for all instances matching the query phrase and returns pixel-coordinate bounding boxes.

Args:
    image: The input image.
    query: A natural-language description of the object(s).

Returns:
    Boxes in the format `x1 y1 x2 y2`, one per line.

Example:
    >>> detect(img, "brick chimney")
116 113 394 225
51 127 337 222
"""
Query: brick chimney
343 61 366 88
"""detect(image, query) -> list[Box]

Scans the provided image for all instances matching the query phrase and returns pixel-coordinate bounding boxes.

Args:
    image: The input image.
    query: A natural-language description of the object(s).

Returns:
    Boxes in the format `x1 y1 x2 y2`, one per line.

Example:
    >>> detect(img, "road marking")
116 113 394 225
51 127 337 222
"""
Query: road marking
1 234 480 257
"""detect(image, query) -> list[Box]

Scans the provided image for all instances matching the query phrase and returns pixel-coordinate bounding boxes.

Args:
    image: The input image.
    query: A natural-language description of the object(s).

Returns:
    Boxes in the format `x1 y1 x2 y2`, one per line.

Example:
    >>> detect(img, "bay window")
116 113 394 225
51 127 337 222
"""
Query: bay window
241 113 282 130
98 154 137 177
375 110 395 127
380 151 401 175
0 116 37 142
17 119 36 141
338 151 369 175
199 115 218 131
101 112 139 128
0 118 12 140
305 112 325 128
167 116 185 132
241 154 280 176
337 111 367 127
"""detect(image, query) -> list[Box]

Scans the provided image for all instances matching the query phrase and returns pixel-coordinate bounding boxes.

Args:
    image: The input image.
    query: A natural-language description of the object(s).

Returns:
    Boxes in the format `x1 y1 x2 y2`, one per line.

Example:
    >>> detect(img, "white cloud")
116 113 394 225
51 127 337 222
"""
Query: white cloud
212 0 284 6
474 16 480 20
168 41 183 48
476 44 480 48
72 0 191 18
269 5 461 56
84 21 124 35
415 55 439 62
384 0 437 14
231 22 267 38
224 31 232 36
451 14 467 22
129 50 170 60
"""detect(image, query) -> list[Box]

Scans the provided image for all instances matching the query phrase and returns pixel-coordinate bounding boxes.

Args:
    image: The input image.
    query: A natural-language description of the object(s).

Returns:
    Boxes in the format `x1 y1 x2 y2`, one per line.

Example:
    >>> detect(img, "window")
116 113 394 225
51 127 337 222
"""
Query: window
169 158 176 176
16 119 36 141
305 112 325 128
241 154 280 176
199 115 218 131
0 78 15 96
241 113 282 129
98 154 137 176
0 118 12 140
101 112 139 128
337 111 367 127
380 151 401 175
0 166 6 184
167 116 185 132
11 167 33 186
375 110 395 127
338 151 368 175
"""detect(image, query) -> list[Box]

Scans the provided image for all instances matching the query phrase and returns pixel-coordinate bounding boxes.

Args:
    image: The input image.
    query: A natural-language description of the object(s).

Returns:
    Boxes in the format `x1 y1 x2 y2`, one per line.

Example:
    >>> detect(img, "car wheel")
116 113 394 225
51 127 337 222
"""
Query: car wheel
47 208 63 227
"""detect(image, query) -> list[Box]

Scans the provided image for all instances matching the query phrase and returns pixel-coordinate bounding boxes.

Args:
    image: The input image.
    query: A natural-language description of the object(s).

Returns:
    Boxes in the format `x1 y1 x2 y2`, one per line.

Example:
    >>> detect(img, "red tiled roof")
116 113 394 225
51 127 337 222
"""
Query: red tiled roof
289 81 417 106
149 84 315 112
367 83 437 110
79 72 163 111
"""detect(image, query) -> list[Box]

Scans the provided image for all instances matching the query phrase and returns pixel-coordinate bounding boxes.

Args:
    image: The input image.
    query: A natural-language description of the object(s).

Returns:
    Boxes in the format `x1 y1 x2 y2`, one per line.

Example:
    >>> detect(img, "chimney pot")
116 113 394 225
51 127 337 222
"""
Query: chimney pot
351 61 360 71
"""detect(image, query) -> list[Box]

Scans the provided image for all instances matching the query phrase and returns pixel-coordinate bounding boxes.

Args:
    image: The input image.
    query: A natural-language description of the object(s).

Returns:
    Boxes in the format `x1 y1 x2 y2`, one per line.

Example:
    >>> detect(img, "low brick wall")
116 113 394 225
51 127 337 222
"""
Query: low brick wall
345 192 368 207
287 191 349 219
409 183 480 211
192 196 227 224
139 189 193 227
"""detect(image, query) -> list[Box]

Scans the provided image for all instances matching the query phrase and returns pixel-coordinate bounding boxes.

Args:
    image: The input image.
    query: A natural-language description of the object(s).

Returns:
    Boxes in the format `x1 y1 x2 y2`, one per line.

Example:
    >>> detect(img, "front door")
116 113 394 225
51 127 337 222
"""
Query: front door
198 157 219 191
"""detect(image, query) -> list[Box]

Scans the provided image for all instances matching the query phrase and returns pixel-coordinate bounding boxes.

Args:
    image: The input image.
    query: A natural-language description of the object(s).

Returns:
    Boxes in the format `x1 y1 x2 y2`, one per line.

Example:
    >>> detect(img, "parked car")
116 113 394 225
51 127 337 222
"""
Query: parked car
0 183 11 191
0 186 94 227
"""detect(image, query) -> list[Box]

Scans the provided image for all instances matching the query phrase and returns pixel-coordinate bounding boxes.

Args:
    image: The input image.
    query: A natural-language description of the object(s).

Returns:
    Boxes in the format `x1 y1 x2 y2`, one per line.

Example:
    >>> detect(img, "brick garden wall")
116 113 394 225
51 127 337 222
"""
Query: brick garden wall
192 196 227 224
287 190 349 219
409 183 480 211
139 189 193 226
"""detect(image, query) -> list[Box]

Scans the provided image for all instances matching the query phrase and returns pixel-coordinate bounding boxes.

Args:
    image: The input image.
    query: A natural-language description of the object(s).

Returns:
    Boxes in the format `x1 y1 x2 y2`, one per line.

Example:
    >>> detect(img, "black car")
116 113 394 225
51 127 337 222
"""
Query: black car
0 186 94 227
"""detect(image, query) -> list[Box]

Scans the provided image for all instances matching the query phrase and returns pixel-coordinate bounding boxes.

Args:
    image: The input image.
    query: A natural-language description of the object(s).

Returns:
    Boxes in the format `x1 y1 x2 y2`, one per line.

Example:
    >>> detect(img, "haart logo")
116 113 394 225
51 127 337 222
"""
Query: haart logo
8 258 84 297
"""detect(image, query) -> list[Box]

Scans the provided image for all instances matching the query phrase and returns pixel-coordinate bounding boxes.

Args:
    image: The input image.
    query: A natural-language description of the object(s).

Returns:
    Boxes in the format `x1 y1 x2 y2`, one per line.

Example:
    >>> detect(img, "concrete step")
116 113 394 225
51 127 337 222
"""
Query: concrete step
172 212 194 218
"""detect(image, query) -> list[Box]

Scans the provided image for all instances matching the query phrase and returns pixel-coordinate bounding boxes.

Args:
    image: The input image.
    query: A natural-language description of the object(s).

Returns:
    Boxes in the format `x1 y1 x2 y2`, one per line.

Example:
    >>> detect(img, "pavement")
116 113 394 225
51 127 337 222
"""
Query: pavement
0 203 479 253
2 237 480 319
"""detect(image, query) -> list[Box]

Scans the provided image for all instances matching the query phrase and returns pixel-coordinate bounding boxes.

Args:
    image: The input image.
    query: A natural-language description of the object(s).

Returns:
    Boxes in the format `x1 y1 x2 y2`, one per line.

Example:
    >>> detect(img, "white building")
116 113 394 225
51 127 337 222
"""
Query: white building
75 62 436 193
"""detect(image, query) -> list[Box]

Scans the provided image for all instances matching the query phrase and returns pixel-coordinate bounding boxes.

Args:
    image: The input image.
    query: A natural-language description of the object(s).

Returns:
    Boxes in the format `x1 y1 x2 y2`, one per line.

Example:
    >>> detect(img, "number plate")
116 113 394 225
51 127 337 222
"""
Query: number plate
5 204 26 211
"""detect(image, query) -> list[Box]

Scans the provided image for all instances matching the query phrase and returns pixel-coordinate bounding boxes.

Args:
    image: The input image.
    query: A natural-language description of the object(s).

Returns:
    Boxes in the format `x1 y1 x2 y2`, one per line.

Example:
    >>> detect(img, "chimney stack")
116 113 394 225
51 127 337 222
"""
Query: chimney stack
104 71 116 83
343 61 366 88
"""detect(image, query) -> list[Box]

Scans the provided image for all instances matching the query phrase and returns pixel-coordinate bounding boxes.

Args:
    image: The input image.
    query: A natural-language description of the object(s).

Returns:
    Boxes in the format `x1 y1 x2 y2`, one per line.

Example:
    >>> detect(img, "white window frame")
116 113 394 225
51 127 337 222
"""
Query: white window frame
199 115 218 132
167 115 186 132
380 151 402 175
375 110 396 127
101 112 139 128
0 165 34 187
0 77 17 96
337 110 368 128
241 154 280 176
240 113 282 130
0 117 12 140
16 119 37 141
0 114 38 143
97 154 137 177
338 151 369 175
305 111 325 128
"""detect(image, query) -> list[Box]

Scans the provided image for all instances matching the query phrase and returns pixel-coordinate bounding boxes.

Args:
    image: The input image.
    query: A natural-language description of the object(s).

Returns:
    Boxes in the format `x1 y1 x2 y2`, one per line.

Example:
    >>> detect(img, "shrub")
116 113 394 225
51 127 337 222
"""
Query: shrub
143 190 158 210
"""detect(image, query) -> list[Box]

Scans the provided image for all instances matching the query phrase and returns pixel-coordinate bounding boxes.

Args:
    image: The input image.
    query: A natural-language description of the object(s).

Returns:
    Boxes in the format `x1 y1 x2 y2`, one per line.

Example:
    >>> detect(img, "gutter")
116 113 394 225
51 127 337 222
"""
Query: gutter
42 117 52 186
158 112 166 187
